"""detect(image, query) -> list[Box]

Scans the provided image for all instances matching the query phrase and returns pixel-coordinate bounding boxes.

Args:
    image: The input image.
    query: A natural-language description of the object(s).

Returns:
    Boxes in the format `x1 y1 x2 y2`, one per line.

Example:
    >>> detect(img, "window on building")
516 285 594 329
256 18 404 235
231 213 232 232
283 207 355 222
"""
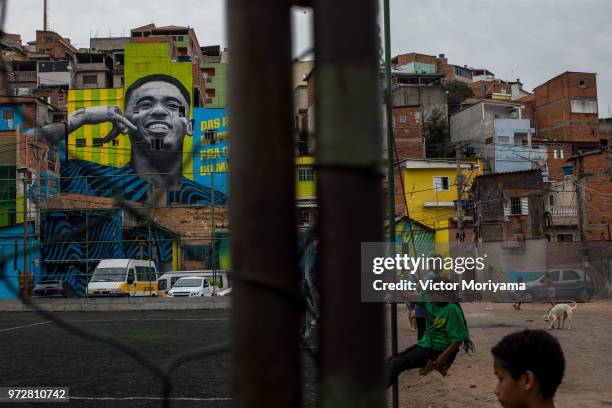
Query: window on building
298 168 315 182
399 115 407 123
151 139 164 150
570 99 597 114
75 139 86 148
557 233 574 242
433 176 449 191
507 197 529 216
501 88 507 95
510 197 522 215
497 135 510 144
83 74 98 85
577 79 587 88
549 195 554 206
93 138 104 147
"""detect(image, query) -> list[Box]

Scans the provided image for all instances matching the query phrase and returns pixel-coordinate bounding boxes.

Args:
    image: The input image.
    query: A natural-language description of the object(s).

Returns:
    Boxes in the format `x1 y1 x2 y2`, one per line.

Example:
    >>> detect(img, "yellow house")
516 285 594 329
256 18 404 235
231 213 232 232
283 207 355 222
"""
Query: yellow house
296 156 316 225
400 158 482 252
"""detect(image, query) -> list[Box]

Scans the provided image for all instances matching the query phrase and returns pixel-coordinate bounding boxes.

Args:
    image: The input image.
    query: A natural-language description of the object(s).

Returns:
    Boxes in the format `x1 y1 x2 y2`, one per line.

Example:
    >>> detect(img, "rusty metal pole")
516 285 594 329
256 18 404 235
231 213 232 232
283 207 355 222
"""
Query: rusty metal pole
313 0 386 405
227 0 300 407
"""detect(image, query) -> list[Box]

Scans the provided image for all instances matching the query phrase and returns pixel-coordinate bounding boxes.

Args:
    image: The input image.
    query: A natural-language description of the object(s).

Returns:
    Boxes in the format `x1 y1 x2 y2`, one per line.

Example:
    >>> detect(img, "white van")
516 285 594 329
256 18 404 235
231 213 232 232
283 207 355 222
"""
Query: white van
167 276 214 297
158 270 229 297
86 259 158 297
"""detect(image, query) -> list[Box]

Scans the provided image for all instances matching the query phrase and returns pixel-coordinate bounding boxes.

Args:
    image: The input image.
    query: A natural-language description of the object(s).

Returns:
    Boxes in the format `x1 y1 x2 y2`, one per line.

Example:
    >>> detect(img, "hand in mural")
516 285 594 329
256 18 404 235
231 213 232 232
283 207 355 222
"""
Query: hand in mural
68 106 138 143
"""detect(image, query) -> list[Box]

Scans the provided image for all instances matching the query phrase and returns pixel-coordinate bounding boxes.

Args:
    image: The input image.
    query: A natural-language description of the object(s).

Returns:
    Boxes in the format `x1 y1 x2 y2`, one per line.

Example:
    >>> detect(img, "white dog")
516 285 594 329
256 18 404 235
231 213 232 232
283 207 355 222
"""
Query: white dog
543 302 577 330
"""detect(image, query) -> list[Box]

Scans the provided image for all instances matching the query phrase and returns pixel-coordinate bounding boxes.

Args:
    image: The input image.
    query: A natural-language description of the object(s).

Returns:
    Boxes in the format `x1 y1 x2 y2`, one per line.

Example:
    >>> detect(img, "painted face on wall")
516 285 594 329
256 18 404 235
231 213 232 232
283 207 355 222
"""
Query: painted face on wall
124 80 192 152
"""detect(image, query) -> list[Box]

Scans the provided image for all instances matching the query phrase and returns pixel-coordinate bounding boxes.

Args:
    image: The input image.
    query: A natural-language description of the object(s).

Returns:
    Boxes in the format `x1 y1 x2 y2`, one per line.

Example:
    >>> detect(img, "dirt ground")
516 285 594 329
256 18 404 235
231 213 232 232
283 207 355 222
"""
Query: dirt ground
387 301 612 408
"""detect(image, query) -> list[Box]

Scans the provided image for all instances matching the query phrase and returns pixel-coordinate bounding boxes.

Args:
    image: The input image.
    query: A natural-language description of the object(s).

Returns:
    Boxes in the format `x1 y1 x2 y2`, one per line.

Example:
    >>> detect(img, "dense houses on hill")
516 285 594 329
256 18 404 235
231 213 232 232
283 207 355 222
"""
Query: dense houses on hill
0 30 610 299
384 52 611 297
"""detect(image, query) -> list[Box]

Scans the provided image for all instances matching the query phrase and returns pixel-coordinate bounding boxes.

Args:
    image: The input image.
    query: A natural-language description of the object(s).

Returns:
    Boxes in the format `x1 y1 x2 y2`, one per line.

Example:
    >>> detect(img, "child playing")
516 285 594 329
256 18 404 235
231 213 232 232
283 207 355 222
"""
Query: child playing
386 278 473 386
491 329 565 408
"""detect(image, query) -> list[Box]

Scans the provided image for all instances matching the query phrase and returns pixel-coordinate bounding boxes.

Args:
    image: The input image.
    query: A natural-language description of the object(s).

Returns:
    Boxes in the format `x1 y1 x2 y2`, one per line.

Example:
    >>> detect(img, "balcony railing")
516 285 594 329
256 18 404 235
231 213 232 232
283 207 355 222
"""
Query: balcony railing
9 71 37 81
546 206 577 217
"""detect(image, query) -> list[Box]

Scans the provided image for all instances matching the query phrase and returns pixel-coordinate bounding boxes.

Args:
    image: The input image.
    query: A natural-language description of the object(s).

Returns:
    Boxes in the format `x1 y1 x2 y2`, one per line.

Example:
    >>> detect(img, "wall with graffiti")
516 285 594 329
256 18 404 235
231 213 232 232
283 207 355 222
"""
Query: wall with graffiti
62 41 227 205
41 209 178 296
193 108 229 196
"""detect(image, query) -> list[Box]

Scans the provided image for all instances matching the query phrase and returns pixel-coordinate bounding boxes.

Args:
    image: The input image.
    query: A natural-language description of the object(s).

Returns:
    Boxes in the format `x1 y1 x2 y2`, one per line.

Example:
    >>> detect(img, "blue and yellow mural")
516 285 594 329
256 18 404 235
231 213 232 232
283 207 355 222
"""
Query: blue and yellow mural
193 108 229 195
60 41 227 205
41 209 177 296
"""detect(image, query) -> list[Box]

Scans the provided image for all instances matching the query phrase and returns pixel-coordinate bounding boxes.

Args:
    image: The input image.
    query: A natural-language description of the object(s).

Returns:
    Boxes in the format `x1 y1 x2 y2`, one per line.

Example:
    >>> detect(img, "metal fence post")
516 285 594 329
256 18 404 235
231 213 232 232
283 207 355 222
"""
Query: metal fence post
227 0 301 406
313 0 386 405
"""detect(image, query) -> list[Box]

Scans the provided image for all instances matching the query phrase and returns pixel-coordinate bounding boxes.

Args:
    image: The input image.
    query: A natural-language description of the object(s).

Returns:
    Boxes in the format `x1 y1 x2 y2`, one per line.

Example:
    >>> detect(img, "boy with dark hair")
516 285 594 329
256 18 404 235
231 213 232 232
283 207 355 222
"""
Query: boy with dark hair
491 329 565 408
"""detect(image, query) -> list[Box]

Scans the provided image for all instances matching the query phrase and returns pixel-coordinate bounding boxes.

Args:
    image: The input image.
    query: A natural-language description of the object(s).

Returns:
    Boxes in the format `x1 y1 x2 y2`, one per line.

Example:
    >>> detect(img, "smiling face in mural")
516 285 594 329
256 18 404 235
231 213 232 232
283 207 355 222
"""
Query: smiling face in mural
124 80 192 153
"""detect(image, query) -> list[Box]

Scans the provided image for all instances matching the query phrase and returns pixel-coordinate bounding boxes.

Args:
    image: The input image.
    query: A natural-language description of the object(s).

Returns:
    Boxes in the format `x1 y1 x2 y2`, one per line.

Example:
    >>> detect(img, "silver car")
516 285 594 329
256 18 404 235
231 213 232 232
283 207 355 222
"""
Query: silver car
523 269 594 303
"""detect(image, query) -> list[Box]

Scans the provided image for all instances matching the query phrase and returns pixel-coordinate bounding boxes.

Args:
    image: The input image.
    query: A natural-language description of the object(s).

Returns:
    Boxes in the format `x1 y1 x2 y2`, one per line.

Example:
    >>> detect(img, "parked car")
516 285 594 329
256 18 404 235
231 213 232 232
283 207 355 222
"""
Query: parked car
158 270 229 296
32 280 77 298
216 287 232 296
167 277 214 297
86 259 158 297
523 269 594 303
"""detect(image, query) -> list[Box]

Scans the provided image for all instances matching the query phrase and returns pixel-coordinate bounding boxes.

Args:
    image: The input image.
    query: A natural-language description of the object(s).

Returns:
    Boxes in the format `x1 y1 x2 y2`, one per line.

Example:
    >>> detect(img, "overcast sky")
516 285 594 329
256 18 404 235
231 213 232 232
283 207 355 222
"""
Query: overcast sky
5 0 611 118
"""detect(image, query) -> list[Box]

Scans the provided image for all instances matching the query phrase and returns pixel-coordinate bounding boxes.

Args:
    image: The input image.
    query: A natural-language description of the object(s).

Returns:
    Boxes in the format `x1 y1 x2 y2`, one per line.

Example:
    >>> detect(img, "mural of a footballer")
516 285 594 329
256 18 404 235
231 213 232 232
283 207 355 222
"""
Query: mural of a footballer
29 74 226 205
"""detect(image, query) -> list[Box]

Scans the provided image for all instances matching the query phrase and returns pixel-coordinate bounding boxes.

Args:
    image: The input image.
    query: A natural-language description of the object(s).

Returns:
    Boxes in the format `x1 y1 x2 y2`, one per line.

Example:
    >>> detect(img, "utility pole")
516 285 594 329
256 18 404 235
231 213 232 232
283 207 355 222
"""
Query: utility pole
382 0 399 406
16 125 30 299
44 0 48 31
22 173 29 298
455 144 464 230
576 155 588 287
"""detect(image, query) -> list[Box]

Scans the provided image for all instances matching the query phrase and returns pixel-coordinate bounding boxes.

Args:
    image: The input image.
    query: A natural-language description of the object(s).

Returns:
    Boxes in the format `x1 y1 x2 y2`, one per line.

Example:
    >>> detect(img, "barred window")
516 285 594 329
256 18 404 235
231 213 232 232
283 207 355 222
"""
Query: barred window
298 168 314 182
433 176 449 191
510 197 522 215
76 139 86 148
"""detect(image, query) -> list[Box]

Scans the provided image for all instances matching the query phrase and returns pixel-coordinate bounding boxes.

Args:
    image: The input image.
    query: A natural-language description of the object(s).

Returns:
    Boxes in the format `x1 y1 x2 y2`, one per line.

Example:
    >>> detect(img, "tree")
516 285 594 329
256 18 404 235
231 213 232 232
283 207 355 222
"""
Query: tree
444 80 475 115
443 80 474 101
424 107 454 158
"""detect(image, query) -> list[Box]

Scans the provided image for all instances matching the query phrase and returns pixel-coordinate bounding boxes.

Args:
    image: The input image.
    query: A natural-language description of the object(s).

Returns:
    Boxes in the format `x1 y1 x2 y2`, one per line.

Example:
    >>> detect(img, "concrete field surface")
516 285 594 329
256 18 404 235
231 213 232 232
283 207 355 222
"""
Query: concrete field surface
387 301 612 408
3 302 612 407
0 309 317 408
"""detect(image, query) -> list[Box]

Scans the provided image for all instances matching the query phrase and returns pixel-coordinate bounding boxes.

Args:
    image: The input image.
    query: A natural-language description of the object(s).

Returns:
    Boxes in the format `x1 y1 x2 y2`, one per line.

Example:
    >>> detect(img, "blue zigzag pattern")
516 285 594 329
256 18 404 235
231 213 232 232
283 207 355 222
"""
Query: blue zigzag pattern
61 160 228 205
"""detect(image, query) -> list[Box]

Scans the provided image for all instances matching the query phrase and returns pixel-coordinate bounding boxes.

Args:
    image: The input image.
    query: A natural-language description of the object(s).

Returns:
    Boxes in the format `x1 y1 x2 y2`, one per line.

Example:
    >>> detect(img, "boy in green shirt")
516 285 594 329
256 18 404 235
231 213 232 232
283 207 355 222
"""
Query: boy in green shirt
386 291 473 386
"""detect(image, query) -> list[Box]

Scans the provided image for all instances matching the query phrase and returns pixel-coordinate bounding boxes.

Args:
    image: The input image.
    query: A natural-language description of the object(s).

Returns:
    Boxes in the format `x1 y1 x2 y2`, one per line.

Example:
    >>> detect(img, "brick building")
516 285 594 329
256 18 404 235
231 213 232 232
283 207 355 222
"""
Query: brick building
534 72 601 180
391 52 473 83
566 146 612 242
35 30 77 60
469 79 512 100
